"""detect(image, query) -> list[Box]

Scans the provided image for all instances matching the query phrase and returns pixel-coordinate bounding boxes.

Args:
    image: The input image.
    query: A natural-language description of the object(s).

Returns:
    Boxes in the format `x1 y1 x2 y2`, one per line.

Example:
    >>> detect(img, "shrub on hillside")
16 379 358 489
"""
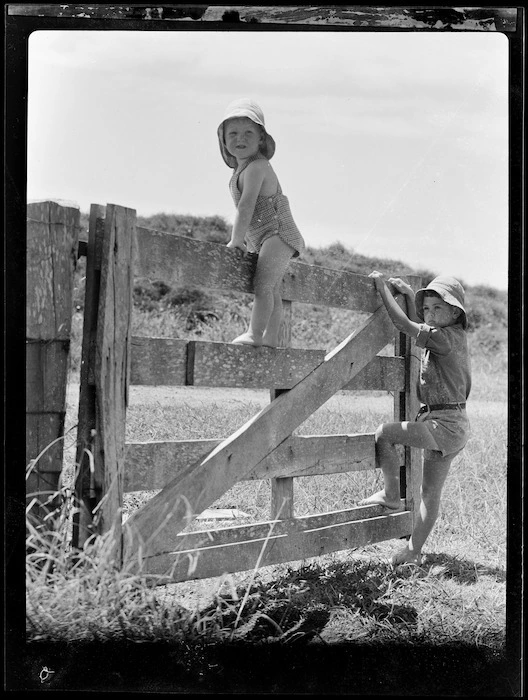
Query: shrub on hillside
133 280 217 314
165 287 212 308
133 280 173 312
465 287 507 330
137 213 230 244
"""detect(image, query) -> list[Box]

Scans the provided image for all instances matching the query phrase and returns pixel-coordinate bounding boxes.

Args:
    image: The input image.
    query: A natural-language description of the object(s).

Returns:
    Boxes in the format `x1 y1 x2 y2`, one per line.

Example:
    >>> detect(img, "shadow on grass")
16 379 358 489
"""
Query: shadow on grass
198 558 421 644
420 552 506 584
195 553 506 647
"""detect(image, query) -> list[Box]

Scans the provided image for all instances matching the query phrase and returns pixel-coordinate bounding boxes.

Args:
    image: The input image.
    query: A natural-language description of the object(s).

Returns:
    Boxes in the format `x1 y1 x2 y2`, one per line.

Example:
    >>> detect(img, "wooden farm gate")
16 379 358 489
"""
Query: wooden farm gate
72 203 423 581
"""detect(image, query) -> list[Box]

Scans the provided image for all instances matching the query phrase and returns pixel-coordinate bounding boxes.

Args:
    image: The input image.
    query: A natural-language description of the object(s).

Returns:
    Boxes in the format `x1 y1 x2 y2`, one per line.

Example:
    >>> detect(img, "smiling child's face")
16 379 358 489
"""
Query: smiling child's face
224 117 263 162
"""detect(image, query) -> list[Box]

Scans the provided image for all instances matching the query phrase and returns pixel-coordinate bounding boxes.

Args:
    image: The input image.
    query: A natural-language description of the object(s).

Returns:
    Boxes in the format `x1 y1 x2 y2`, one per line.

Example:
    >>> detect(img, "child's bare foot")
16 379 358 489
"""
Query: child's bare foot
357 490 403 512
391 544 422 566
261 331 280 348
232 332 262 347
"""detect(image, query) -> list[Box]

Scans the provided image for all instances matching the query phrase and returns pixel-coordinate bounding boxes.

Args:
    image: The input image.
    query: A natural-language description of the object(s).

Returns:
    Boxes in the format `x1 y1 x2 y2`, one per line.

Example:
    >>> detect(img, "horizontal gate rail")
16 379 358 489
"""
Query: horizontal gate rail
138 509 411 581
134 226 380 311
125 433 379 492
129 337 405 391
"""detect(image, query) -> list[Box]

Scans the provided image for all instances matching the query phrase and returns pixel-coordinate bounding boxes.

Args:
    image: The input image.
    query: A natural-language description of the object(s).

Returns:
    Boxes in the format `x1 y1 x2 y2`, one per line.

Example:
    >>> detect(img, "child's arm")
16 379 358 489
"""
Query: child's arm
369 271 421 338
227 161 267 251
387 277 420 323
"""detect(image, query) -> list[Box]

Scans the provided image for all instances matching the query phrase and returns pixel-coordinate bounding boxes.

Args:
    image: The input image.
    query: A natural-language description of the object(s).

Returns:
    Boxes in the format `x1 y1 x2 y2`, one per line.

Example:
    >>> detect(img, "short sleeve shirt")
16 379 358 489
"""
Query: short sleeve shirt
415 323 471 405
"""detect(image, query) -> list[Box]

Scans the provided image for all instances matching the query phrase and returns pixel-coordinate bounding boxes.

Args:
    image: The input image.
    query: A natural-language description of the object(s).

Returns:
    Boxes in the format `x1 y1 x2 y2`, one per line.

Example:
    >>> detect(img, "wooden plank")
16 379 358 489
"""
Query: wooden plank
7 6 517 31
405 339 423 521
134 228 379 312
188 340 324 389
122 301 396 563
26 469 63 502
130 337 188 386
26 413 65 473
125 439 215 491
270 303 294 518
124 433 376 492
270 476 293 519
141 510 412 582
26 201 79 516
129 336 404 391
92 205 136 558
404 277 424 522
72 205 105 548
392 276 423 523
253 433 376 480
343 355 404 392
27 201 79 340
174 503 403 545
26 340 70 412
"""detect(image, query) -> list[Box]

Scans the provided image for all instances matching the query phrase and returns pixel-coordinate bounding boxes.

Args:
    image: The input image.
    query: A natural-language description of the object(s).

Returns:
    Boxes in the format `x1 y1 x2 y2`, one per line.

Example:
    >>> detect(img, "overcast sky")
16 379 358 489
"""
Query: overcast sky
27 29 508 289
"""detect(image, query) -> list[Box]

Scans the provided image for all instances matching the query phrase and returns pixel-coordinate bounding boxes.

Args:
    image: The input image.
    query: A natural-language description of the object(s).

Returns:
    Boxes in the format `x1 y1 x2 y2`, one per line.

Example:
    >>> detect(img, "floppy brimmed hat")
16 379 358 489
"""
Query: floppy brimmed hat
217 98 276 168
415 276 468 329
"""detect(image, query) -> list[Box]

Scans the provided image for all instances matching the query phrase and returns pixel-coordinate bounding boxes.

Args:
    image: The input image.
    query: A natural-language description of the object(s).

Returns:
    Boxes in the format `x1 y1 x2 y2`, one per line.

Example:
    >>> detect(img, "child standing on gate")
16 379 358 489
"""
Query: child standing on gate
358 272 471 566
217 98 305 347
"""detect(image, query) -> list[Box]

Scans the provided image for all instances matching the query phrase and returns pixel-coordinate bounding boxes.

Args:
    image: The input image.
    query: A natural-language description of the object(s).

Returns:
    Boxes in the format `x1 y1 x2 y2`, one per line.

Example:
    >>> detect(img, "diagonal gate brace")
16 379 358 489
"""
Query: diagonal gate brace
123 303 396 565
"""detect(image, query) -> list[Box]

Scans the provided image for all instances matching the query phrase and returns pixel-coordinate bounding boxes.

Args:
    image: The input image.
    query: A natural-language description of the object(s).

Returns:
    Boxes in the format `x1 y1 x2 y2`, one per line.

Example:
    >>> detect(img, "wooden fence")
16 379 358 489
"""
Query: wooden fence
27 201 423 582
26 201 80 521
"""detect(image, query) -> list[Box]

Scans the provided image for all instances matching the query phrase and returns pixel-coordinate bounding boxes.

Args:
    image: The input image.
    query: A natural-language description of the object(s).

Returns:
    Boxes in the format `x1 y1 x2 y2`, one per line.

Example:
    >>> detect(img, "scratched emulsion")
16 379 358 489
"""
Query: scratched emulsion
7 5 517 32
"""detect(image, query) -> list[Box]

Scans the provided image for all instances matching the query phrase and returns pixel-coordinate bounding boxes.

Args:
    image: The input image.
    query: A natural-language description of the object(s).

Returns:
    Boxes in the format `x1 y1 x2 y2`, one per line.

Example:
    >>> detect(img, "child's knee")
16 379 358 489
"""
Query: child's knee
254 276 275 296
374 423 389 443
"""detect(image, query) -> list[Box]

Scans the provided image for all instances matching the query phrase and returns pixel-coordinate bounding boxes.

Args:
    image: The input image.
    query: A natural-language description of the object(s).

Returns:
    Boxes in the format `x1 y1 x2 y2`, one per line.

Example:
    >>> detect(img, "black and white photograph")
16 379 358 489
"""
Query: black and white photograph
6 5 523 696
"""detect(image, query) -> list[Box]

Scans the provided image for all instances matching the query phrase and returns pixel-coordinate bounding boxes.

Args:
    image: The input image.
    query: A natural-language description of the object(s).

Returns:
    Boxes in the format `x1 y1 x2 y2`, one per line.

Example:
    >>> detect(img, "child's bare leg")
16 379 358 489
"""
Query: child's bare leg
392 454 453 565
232 236 293 346
262 283 283 347
358 422 439 512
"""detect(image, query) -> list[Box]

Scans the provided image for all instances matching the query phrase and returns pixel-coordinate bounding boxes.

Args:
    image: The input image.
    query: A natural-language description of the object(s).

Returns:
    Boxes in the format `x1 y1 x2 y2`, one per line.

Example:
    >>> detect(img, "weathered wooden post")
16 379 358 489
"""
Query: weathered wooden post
26 200 80 522
270 299 294 520
73 204 136 564
72 204 106 548
394 276 423 522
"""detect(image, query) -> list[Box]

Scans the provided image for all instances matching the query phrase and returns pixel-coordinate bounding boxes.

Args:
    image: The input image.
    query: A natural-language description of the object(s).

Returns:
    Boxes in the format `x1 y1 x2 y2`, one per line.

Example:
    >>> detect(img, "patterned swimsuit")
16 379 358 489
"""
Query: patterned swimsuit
229 154 305 257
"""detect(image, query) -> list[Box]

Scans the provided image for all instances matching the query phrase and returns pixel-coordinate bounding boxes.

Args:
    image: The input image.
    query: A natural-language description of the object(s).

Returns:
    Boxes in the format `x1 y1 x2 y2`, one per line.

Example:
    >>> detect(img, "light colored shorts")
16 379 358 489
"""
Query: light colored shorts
416 407 470 460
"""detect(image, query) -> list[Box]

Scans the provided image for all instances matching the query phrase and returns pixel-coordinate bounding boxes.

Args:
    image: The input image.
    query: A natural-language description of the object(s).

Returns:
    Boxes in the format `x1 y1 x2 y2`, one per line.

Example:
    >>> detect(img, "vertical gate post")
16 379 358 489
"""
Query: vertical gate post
26 200 79 523
270 299 294 519
93 204 135 562
72 204 106 548
73 204 136 565
394 276 423 523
